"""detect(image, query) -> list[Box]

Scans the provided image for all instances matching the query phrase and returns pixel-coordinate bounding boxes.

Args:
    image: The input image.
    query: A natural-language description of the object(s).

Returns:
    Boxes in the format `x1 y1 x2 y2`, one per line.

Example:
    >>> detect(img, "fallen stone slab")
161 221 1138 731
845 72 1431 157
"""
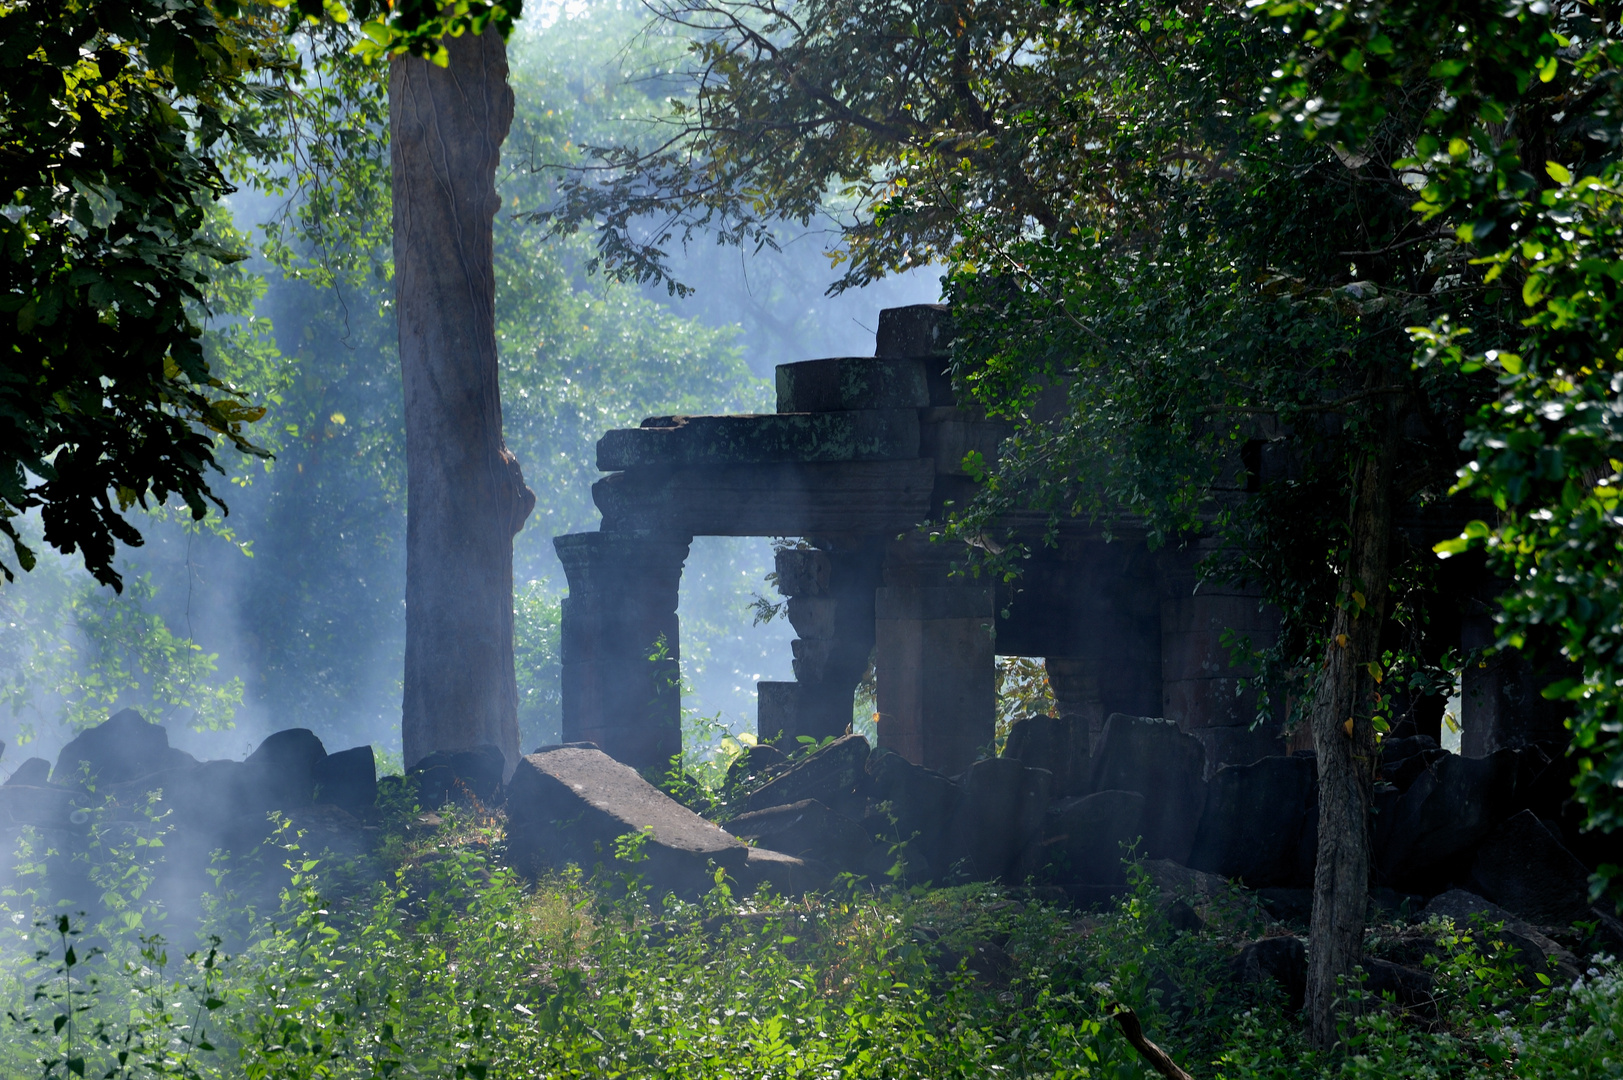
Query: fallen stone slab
1420 888 1580 983
947 757 1042 882
1231 936 1306 1011
862 748 959 880
1378 748 1540 888
725 743 788 791
1188 755 1316 887
507 746 748 898
745 734 870 817
51 709 197 788
244 728 327 809
0 784 79 828
1468 810 1592 926
314 745 378 816
410 744 506 808
4 757 52 788
1042 790 1146 887
734 846 831 896
1003 715 1090 797
1087 715 1206 863
1363 959 1436 1012
725 799 881 876
1142 859 1260 934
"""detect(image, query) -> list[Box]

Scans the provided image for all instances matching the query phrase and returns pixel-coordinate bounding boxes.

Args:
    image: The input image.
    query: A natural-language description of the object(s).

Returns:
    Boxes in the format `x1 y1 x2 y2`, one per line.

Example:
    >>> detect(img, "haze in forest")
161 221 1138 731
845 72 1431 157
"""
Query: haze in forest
0 0 939 774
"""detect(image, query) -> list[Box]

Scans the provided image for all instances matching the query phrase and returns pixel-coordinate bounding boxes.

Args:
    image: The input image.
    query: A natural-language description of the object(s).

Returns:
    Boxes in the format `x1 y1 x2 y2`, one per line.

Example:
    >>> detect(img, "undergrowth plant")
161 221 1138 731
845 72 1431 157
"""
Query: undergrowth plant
0 795 1618 1079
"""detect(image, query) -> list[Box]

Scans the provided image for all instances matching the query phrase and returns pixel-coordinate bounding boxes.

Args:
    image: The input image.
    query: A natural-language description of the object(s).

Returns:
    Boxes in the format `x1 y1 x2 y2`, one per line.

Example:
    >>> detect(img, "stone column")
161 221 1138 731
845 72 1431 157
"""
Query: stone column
874 537 996 774
553 532 690 771
758 540 885 744
1460 611 1570 756
1043 656 1105 753
1159 539 1284 768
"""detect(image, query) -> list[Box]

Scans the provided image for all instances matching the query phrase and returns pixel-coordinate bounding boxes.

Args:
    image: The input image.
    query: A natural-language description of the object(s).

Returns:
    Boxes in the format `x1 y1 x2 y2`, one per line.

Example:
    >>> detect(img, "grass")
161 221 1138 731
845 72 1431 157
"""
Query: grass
0 791 1619 1080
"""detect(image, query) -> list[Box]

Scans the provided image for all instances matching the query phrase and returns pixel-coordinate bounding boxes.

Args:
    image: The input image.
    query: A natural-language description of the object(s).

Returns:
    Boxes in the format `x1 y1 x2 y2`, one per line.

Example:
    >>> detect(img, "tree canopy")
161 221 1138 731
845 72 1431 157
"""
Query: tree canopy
1265 0 1623 871
538 0 1623 1043
0 0 518 592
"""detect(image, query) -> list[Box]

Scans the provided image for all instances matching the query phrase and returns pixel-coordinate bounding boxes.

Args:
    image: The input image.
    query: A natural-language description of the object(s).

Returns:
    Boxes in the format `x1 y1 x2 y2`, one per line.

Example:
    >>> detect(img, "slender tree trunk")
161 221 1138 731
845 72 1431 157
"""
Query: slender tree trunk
392 29 534 774
1306 383 1400 1049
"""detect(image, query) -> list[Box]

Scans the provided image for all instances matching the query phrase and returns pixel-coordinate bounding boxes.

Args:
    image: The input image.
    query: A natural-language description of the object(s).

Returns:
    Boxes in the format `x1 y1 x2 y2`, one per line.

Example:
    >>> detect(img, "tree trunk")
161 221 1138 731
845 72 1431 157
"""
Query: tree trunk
392 29 534 774
1306 387 1400 1049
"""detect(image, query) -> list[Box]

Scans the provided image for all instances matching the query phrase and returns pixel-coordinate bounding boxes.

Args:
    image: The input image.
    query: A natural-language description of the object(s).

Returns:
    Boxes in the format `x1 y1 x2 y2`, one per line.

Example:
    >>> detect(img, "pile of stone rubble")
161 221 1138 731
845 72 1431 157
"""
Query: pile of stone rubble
5 709 1621 999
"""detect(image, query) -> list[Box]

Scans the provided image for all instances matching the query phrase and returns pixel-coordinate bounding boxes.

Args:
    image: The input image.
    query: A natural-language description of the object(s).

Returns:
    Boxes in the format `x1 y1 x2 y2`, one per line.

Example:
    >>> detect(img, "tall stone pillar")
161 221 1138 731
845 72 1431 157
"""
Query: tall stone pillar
1158 539 1284 768
758 540 884 744
1460 611 1570 756
874 536 996 774
1044 656 1105 752
553 532 690 771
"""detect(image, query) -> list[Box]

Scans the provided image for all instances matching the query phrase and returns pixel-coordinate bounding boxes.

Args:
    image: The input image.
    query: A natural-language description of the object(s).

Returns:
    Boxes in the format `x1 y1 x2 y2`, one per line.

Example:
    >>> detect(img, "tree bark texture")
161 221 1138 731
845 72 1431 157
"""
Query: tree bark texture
392 30 534 774
1306 386 1400 1049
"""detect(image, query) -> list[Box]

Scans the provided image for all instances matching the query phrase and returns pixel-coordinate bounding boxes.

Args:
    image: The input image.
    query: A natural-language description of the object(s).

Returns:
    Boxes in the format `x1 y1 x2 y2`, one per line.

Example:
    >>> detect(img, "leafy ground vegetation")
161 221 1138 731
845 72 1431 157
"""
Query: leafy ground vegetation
0 790 1618 1080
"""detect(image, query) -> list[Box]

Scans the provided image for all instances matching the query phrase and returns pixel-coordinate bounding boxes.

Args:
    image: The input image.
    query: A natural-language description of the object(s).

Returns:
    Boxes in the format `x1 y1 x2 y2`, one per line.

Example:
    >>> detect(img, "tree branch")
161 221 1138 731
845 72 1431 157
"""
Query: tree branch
1109 1005 1193 1080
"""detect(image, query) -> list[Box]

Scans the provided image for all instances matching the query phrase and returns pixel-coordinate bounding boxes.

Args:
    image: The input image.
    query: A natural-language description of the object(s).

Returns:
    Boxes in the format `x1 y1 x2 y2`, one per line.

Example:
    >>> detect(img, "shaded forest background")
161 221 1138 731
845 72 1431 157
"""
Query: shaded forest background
0 0 938 769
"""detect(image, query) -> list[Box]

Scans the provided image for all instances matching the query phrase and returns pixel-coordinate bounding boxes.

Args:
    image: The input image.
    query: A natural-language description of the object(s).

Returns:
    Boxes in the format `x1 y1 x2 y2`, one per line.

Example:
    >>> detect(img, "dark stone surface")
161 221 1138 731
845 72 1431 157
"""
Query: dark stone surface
1041 790 1146 886
1231 936 1306 1011
1257 888 1313 925
1377 748 1539 888
744 734 870 817
726 743 788 790
1378 734 1440 765
409 744 505 808
5 757 52 788
862 748 959 879
597 411 921 470
875 303 953 360
1420 889 1580 982
1469 810 1593 926
735 846 830 895
314 746 378 815
154 760 251 825
775 357 930 412
244 728 328 809
1010 766 1053 882
1188 755 1316 887
1003 714 1090 797
51 709 196 787
0 784 78 827
724 799 881 876
1087 714 1206 863
506 746 748 898
592 460 937 538
1363 959 1435 1011
1380 748 1448 792
947 757 1026 881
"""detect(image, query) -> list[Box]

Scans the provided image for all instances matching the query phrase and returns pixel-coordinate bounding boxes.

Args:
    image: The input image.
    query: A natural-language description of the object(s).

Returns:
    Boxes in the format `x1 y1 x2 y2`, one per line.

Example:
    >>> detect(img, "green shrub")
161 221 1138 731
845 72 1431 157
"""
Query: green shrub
1 804 1617 1079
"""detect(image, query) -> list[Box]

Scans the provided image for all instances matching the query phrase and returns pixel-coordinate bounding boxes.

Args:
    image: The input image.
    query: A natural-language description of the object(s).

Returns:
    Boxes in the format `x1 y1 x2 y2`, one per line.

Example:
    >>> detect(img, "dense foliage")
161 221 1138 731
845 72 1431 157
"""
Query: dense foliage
0 0 288 589
0 0 525 592
0 3 798 758
1 798 1618 1080
1263 0 1623 866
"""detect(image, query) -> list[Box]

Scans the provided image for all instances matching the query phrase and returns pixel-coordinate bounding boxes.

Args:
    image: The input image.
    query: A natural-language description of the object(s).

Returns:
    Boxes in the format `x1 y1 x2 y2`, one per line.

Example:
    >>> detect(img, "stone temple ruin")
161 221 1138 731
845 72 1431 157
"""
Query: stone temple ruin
4 304 1618 995
552 304 1566 779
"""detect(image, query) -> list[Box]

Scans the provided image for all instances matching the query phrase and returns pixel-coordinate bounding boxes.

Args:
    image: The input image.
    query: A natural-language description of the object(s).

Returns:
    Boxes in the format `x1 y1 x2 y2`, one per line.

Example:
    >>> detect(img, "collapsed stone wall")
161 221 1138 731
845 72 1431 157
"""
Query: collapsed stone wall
5 708 1620 1005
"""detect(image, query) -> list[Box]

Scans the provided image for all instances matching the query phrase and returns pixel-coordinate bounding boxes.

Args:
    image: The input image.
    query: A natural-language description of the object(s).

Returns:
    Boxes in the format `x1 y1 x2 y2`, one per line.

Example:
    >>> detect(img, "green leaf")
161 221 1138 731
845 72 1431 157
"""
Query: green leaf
1546 161 1572 185
1541 678 1581 701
